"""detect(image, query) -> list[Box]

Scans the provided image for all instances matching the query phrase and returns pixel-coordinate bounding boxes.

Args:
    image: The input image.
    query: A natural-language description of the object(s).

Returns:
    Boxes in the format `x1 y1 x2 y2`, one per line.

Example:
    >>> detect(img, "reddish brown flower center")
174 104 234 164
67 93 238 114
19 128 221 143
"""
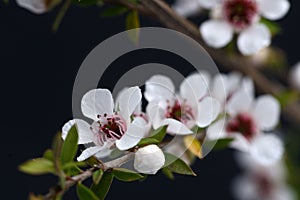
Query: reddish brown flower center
226 113 256 140
165 100 194 124
223 0 258 29
255 172 274 198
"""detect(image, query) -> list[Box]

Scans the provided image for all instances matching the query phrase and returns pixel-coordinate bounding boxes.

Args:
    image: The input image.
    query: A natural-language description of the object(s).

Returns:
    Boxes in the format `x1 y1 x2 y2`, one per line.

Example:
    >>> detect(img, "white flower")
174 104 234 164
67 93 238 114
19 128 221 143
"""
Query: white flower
16 0 60 14
134 144 165 174
172 0 202 17
62 86 151 162
207 88 283 165
145 74 220 135
233 153 296 200
289 62 300 91
199 0 290 55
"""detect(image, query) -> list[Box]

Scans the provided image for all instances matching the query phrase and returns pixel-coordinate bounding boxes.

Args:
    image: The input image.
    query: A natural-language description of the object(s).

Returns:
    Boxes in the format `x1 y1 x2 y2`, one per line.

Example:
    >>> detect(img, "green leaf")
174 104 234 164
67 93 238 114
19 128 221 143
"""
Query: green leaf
93 169 104 185
125 10 140 45
113 168 144 182
61 125 78 165
85 156 102 167
29 193 43 200
183 135 203 159
77 183 99 200
203 138 234 151
161 168 174 180
138 125 168 146
19 158 55 175
91 172 114 200
163 153 196 176
43 149 54 161
260 18 281 36
101 6 128 17
276 90 299 107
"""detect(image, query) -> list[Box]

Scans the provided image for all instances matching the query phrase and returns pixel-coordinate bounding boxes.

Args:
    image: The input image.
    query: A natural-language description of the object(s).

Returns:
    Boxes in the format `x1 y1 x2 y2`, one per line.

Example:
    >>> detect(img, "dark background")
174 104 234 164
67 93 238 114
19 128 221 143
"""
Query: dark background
1 0 299 199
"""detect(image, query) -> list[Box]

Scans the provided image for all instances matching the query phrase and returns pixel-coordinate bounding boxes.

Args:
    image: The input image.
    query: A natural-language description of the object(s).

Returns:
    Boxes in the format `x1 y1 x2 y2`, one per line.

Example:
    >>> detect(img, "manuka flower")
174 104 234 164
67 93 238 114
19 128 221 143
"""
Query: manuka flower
199 0 290 55
172 0 202 17
16 0 61 14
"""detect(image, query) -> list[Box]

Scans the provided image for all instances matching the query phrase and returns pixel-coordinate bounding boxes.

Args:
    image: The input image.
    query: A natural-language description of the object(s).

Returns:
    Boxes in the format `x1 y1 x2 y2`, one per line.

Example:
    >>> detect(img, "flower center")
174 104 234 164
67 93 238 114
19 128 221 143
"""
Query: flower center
91 113 127 145
226 113 256 140
223 0 258 29
256 172 274 198
166 100 194 125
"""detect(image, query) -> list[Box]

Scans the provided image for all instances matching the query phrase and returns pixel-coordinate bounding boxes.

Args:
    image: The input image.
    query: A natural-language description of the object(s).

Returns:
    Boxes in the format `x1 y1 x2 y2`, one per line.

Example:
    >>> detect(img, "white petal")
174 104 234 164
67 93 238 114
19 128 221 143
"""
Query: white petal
196 97 221 127
94 147 113 159
77 146 104 162
118 86 142 121
211 74 228 103
197 0 221 9
227 72 242 94
146 101 166 129
180 73 209 107
289 62 300 91
134 144 165 174
172 0 202 17
163 118 193 135
253 95 280 131
237 24 271 55
206 118 227 140
230 133 251 152
144 75 175 102
200 20 233 48
227 89 253 116
250 134 284 166
81 89 114 120
241 76 255 97
16 0 47 14
116 117 150 150
62 119 94 144
258 0 290 20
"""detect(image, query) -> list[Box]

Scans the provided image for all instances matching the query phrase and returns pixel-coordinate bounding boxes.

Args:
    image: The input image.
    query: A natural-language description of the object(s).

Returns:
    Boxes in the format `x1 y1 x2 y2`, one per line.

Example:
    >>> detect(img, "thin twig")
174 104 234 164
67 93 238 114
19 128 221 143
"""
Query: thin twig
52 0 72 32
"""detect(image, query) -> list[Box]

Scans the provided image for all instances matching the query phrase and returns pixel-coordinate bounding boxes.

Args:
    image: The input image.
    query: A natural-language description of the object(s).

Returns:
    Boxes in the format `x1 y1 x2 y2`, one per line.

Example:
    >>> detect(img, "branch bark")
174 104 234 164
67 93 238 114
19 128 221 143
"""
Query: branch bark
43 153 134 200
105 0 300 126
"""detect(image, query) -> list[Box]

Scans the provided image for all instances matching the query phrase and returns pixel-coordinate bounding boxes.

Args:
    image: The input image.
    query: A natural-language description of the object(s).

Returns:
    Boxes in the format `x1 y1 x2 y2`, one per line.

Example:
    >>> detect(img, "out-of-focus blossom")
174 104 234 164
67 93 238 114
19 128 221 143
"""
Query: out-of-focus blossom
172 0 202 17
145 74 220 135
233 152 296 200
199 0 290 55
134 144 165 174
62 87 151 162
289 62 300 91
16 0 61 14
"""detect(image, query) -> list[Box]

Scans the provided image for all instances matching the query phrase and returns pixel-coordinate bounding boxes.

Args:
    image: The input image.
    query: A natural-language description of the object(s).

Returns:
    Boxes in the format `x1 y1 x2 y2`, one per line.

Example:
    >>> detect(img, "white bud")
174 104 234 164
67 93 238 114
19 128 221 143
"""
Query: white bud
289 62 300 91
16 0 60 14
134 144 165 174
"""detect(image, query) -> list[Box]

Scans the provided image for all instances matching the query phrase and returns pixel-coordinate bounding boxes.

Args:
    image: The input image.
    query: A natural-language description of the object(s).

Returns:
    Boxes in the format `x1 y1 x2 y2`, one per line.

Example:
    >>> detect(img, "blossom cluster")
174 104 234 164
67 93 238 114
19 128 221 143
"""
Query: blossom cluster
62 71 283 174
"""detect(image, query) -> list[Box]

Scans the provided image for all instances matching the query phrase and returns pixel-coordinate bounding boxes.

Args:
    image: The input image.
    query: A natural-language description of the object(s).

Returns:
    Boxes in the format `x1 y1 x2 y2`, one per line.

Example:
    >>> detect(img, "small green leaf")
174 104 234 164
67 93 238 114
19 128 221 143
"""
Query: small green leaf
125 10 140 44
91 172 114 200
77 183 99 200
161 168 174 180
93 169 104 185
19 158 55 175
183 135 203 159
113 168 144 182
191 125 205 134
276 90 299 107
43 149 54 161
260 18 281 36
204 138 234 151
138 125 168 146
29 193 43 200
138 138 160 146
101 6 128 17
85 156 102 167
163 153 196 176
61 125 78 165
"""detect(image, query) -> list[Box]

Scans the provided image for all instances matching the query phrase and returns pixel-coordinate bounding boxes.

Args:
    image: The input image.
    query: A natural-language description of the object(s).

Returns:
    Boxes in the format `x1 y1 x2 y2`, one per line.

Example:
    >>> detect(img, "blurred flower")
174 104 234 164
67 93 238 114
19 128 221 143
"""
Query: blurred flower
16 0 61 14
233 152 296 200
207 87 283 165
145 74 220 135
134 144 165 174
289 62 300 91
62 86 151 161
172 0 202 17
199 0 290 55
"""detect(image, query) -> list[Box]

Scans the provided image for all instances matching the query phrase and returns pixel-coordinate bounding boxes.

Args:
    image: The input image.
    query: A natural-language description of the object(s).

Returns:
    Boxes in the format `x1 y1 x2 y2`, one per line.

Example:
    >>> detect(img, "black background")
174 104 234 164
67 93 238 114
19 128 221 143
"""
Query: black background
1 0 299 199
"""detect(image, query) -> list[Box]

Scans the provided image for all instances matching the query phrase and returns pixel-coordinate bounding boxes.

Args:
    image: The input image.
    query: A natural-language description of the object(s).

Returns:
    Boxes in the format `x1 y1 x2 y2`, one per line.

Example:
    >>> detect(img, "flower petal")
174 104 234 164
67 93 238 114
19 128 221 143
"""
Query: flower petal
250 134 284 166
258 0 290 20
237 24 271 55
16 0 47 14
134 144 165 174
62 119 94 144
144 75 175 102
81 89 114 121
198 0 221 9
200 20 233 48
180 73 209 108
227 89 253 116
118 86 142 121
230 133 251 152
146 101 166 129
163 118 193 135
196 96 221 127
116 117 150 150
253 95 280 131
172 0 202 17
206 117 227 140
211 74 228 103
77 146 104 162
